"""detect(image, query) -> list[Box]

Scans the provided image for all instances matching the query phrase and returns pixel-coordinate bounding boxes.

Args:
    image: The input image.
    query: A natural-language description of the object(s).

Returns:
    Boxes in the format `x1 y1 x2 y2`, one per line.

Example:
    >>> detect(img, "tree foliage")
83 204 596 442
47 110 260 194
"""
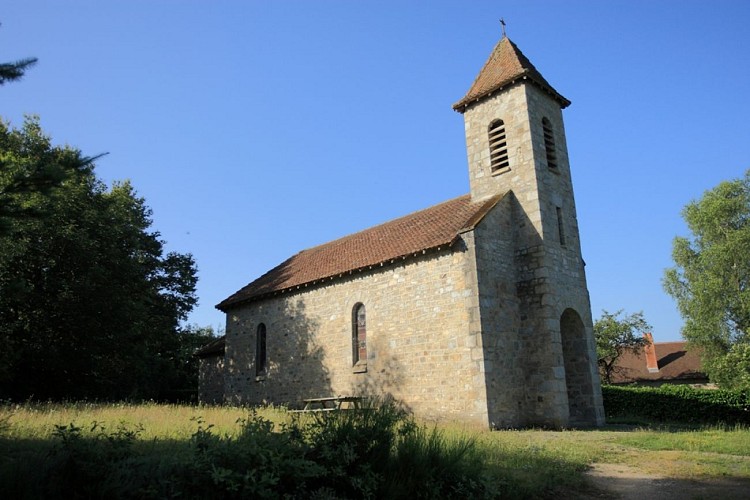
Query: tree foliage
663 170 750 389
594 310 651 384
0 117 199 400
0 22 37 86
0 31 79 232
0 117 96 234
0 56 36 86
164 324 221 400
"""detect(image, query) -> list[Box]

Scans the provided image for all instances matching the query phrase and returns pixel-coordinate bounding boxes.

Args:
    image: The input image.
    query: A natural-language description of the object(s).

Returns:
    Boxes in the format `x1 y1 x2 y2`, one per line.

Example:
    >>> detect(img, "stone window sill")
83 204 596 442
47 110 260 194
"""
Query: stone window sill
352 363 367 374
255 375 267 382
491 166 511 176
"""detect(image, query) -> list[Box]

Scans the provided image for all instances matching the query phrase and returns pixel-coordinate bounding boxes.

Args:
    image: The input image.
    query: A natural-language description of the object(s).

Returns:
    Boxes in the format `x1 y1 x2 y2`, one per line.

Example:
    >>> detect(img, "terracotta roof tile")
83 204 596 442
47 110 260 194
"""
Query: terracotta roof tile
610 341 707 384
217 193 503 311
453 37 570 112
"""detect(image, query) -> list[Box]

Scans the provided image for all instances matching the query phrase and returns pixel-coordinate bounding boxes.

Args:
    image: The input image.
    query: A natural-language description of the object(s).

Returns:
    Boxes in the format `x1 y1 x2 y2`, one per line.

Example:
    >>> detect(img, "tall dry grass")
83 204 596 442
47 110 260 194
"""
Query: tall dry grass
2 400 749 498
0 400 275 440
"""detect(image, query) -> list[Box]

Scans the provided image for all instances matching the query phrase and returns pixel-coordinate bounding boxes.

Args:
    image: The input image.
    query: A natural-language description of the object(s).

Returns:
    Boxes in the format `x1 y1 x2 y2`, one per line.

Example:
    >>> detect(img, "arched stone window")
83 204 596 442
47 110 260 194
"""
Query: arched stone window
542 117 558 169
352 303 367 368
256 323 267 376
488 119 509 172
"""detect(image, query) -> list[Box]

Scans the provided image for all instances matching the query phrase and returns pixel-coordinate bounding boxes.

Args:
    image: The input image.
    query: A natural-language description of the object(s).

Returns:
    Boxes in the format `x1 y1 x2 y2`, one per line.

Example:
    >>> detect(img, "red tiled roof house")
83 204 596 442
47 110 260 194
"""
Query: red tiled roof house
209 34 605 428
609 333 708 386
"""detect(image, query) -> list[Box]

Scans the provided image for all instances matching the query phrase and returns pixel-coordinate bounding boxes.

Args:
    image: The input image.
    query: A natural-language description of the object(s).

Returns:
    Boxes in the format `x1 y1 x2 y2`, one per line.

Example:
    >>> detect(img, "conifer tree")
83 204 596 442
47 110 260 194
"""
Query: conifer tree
0 23 37 85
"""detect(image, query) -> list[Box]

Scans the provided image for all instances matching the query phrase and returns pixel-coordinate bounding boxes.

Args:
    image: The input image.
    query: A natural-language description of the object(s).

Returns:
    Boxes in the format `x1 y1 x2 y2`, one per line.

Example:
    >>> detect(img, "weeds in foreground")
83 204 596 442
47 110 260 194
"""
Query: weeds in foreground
0 412 10 437
4 400 749 499
183 402 498 499
1 399 500 499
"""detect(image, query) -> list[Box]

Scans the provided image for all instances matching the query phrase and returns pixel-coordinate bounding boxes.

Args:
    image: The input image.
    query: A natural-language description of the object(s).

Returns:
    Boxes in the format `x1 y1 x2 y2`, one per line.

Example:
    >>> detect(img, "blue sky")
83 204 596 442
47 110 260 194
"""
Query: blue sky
3 1 749 341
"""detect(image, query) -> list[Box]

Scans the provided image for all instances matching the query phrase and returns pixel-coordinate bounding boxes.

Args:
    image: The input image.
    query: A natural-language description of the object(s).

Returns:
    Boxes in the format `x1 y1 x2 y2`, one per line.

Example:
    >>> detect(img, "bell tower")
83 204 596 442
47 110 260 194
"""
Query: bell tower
454 35 604 427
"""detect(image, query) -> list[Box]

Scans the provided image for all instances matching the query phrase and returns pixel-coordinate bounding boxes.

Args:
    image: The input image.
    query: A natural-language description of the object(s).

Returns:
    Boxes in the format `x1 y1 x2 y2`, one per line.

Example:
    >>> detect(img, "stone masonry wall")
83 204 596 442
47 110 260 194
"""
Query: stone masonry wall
469 194 526 428
461 81 603 426
218 71 604 428
198 355 225 404
462 84 543 243
462 82 568 425
521 84 604 426
223 241 493 427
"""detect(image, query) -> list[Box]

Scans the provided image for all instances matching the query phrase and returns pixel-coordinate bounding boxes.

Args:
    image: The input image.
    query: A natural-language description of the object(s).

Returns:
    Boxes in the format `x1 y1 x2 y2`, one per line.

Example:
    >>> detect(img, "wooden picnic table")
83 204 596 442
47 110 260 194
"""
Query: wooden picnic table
291 396 364 412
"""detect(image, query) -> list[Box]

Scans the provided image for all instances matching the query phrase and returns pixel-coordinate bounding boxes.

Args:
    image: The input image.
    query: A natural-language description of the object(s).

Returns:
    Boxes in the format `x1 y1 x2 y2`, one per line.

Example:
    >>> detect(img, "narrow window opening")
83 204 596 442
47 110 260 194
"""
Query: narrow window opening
542 118 558 169
255 323 267 376
488 120 510 172
556 207 566 246
352 303 367 369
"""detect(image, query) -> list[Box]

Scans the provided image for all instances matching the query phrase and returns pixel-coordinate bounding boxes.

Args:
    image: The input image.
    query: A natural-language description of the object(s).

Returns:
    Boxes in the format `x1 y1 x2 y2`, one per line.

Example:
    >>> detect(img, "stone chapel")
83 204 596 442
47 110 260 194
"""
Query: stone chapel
202 34 605 428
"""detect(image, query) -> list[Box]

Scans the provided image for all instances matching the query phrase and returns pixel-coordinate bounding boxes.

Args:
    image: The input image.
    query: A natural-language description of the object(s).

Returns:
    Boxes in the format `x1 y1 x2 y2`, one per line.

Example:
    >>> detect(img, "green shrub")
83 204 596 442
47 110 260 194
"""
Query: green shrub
44 421 147 498
603 384 750 425
12 399 498 498
300 399 405 497
184 399 496 499
0 413 9 437
185 412 324 499
385 422 496 498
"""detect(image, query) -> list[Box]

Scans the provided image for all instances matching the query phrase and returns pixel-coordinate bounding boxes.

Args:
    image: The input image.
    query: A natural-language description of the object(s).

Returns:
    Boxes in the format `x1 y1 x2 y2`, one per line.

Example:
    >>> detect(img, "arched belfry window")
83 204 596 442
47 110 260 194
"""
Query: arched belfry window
488 119 509 172
256 323 267 376
542 117 558 169
352 303 367 368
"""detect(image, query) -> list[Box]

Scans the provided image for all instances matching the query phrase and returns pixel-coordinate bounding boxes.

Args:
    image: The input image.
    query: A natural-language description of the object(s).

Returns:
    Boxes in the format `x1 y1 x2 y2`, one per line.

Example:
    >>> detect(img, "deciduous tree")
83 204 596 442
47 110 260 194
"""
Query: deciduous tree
663 170 750 389
595 310 651 384
0 117 198 400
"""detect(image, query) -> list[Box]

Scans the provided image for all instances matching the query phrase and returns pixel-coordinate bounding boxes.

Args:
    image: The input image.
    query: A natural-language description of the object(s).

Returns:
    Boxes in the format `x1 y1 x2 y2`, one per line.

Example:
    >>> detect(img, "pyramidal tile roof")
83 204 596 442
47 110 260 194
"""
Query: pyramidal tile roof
453 36 570 112
217 193 503 311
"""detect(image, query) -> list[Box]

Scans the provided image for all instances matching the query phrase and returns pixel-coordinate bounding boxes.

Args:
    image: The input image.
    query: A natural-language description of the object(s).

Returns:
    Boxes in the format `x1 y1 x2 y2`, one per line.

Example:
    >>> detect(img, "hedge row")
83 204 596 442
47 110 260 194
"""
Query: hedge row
602 384 750 425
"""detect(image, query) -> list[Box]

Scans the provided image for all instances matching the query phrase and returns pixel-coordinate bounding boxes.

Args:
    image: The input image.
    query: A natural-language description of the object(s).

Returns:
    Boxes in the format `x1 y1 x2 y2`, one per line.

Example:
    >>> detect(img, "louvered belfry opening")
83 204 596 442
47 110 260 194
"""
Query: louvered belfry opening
488 119 509 172
542 118 557 169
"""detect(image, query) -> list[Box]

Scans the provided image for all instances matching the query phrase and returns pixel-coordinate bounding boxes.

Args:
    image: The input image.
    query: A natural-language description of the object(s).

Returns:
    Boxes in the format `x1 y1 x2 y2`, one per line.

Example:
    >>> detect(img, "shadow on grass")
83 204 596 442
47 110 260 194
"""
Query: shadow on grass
1 410 604 499
1 435 196 499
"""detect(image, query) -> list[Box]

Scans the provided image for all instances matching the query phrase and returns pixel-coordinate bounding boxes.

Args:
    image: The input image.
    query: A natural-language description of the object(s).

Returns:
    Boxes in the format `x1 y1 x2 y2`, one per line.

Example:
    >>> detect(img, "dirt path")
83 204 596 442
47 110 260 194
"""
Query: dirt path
584 463 750 499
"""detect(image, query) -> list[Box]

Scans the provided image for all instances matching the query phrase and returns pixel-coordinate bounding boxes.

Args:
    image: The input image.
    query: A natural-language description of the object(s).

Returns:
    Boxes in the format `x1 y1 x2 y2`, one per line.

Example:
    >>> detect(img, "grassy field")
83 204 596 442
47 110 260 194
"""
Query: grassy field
2 401 750 498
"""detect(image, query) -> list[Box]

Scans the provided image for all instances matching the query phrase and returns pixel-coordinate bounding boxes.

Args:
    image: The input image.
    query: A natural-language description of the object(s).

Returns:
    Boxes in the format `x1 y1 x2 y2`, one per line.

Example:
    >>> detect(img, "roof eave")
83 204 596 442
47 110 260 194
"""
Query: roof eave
194 336 226 357
457 193 505 234
452 74 571 114
216 240 464 312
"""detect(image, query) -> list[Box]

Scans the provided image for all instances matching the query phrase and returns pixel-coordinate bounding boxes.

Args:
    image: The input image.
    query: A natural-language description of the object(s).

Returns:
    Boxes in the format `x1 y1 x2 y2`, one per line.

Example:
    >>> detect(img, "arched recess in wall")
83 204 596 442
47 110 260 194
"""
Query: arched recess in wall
560 308 596 425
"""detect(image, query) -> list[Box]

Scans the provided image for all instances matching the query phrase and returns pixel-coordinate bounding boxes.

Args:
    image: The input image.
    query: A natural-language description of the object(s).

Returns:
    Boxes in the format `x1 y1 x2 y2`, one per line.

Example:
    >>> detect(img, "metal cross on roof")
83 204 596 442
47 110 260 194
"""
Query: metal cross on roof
500 18 507 37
